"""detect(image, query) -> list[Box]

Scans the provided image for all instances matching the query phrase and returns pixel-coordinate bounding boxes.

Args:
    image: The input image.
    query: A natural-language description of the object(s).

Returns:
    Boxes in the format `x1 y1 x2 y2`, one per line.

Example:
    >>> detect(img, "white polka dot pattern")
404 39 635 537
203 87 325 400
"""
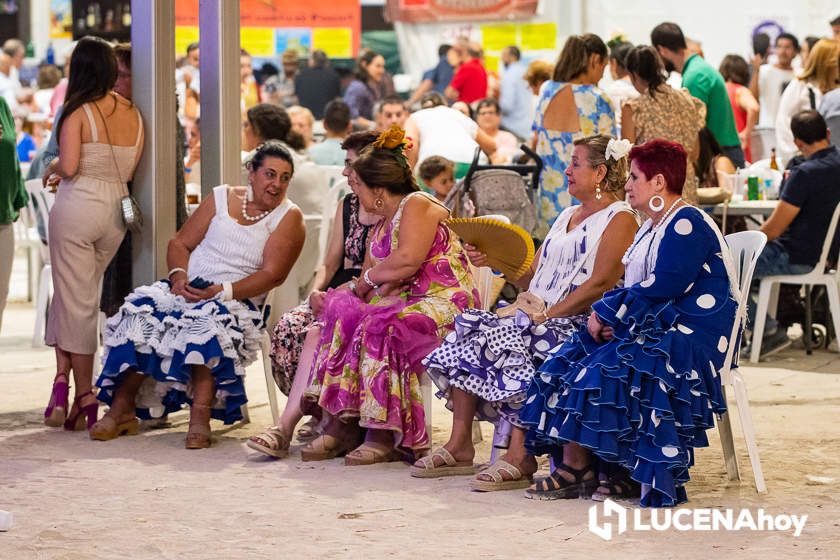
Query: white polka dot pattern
673 218 693 235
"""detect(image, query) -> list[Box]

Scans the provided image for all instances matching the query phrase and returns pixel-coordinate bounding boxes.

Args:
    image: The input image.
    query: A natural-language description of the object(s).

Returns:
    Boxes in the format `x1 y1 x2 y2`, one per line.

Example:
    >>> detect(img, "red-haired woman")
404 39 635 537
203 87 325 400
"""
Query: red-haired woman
519 139 741 507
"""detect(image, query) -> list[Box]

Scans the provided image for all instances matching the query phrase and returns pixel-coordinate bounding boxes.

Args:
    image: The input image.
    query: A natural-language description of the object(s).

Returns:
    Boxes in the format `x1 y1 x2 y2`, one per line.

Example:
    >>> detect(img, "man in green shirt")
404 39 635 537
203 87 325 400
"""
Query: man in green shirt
652 22 746 168
0 95 26 329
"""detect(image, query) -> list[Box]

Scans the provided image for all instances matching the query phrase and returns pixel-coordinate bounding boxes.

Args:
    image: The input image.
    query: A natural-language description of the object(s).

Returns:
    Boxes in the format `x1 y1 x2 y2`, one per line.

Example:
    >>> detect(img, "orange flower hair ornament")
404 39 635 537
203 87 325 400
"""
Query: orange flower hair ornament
373 124 412 168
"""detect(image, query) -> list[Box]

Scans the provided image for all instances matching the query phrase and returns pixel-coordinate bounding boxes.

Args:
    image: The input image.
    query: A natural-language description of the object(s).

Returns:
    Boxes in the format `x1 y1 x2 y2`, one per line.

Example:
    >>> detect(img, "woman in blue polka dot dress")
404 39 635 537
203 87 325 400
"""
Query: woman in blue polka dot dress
520 139 741 507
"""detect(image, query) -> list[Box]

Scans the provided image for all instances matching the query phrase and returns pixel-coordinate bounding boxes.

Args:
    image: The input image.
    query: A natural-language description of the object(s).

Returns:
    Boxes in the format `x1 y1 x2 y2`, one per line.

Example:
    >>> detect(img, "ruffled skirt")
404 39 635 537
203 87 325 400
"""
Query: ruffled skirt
97 280 264 424
521 293 734 507
304 289 451 452
424 309 584 427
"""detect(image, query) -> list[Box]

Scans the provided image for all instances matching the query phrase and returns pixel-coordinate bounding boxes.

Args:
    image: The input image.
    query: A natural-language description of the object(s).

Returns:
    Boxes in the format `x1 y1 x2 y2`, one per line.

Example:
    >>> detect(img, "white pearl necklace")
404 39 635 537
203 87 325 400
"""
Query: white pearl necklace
241 195 271 222
621 198 684 265
651 197 684 231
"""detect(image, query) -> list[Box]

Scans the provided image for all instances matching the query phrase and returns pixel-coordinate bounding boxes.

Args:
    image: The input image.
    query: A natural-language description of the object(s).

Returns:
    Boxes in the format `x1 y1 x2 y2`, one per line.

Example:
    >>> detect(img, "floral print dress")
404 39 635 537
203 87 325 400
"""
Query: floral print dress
304 192 478 452
533 81 616 238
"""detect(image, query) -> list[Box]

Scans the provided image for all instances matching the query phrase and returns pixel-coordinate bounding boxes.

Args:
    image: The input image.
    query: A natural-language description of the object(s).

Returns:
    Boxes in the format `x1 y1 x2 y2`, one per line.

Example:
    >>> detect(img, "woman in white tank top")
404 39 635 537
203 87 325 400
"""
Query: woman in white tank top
90 141 305 449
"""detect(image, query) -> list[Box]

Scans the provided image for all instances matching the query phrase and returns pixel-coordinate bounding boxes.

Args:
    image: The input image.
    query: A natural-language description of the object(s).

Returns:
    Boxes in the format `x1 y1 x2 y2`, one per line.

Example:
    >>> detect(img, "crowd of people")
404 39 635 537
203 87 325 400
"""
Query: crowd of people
1 11 839 510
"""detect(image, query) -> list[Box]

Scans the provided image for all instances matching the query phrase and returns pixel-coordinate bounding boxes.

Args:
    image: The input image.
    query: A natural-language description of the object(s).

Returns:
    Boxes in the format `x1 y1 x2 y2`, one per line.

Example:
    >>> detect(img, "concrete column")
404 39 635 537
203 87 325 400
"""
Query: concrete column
198 0 241 197
130 0 177 286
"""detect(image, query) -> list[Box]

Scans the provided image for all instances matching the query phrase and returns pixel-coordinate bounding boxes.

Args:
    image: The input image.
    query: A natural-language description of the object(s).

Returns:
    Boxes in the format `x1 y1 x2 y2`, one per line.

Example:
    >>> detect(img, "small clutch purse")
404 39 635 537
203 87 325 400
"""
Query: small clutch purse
496 291 546 321
120 195 143 234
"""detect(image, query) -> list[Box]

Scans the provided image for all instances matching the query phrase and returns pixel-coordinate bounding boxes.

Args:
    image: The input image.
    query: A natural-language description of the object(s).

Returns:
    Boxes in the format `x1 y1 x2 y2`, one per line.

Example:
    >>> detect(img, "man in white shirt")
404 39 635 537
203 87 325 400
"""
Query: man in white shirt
0 39 24 110
750 32 799 127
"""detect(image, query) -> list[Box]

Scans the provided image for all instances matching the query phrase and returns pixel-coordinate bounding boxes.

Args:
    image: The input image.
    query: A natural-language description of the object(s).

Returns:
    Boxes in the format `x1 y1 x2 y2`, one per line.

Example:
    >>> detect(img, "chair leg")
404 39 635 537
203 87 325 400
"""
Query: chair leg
261 333 280 425
490 418 512 464
420 375 432 442
750 280 774 363
825 281 840 355
471 419 483 444
32 266 51 347
731 371 767 493
717 386 740 482
804 285 813 355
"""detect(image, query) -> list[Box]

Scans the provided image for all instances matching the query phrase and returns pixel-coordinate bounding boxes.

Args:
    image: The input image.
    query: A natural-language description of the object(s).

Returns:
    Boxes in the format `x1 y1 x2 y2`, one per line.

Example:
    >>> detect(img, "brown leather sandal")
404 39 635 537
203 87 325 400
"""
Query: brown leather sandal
89 414 140 441
185 404 212 450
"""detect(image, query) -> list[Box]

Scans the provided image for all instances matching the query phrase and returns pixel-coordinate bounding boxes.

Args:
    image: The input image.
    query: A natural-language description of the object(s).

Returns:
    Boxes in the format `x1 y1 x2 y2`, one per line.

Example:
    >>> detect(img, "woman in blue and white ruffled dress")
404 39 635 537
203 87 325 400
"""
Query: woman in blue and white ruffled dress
520 139 741 507
90 141 305 449
414 136 638 490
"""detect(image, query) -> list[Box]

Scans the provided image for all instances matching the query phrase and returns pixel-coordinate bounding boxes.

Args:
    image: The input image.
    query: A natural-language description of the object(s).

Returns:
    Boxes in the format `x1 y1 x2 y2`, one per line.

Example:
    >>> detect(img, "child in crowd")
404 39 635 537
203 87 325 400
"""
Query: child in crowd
418 155 455 202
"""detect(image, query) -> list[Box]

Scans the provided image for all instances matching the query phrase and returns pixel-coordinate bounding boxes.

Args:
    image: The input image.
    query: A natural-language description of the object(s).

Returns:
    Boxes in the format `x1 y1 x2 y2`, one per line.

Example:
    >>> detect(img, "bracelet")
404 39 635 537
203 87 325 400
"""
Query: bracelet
221 281 234 301
168 267 187 278
362 268 379 289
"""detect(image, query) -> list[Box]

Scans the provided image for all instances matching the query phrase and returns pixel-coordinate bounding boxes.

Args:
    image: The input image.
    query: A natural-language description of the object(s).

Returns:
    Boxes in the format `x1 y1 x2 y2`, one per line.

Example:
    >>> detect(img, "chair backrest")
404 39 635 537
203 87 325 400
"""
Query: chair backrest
815 201 840 275
722 230 767 376
319 165 345 190
25 179 55 258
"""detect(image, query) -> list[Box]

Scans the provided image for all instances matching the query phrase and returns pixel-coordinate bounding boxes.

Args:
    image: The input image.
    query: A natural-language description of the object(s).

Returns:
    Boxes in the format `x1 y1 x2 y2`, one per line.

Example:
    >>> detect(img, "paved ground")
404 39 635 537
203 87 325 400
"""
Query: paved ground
2 254 839 559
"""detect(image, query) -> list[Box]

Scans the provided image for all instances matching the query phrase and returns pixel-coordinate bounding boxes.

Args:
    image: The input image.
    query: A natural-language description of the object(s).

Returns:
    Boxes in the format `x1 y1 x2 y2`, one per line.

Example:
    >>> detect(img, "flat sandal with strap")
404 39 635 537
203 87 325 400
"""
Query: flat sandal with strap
469 459 533 492
410 447 476 478
524 462 598 500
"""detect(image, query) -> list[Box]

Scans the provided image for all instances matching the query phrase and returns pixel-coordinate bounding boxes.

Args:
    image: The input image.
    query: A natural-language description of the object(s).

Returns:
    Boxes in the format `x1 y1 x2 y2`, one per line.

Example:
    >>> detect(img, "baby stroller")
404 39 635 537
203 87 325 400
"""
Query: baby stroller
447 144 543 236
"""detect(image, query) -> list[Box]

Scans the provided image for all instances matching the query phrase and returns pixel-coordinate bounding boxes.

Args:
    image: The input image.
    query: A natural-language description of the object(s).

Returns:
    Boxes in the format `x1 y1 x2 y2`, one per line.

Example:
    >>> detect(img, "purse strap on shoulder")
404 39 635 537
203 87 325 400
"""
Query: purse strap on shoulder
91 97 125 185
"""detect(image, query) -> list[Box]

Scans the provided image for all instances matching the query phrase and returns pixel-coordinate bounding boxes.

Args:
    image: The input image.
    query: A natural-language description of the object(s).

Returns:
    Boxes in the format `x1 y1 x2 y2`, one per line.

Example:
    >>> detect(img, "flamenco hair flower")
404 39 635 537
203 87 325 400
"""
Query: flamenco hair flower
605 138 632 162
373 124 411 168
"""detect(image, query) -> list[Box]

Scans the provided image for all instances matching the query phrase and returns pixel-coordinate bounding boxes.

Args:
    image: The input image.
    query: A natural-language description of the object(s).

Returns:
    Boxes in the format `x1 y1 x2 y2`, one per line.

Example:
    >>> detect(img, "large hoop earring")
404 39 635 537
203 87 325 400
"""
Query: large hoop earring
648 195 665 212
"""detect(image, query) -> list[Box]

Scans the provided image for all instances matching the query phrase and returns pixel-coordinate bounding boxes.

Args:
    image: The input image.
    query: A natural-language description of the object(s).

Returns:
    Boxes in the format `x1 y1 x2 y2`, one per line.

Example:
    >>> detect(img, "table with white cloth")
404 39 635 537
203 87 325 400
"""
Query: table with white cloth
703 200 778 230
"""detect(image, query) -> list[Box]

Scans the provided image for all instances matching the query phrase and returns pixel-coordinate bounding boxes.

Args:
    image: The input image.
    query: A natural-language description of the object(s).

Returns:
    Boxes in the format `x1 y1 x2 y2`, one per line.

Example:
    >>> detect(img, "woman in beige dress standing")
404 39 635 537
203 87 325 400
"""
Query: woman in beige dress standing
621 45 706 204
42 37 144 432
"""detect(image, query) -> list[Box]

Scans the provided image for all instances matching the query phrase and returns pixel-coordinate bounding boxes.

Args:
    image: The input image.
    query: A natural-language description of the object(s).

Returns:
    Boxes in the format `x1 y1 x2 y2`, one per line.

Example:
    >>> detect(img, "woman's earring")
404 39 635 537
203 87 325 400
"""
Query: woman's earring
246 183 254 202
375 197 384 209
595 185 602 200
648 195 665 212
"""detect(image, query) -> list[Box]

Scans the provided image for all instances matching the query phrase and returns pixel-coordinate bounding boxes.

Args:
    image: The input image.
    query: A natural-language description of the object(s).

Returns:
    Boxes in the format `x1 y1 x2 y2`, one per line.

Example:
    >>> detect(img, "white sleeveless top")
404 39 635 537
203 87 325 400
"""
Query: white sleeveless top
188 186 296 295
529 200 634 306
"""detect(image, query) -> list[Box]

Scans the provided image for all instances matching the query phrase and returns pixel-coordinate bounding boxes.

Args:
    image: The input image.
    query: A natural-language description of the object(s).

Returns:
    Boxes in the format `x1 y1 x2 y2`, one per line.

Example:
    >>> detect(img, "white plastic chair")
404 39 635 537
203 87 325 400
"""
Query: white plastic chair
719 230 768 493
319 165 345 190
750 202 840 363
239 286 282 426
24 180 55 346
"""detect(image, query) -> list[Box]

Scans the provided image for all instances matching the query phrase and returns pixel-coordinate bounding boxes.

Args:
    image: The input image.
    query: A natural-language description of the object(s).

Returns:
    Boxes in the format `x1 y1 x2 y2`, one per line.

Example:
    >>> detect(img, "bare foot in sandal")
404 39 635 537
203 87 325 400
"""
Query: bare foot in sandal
471 451 538 491
247 426 292 459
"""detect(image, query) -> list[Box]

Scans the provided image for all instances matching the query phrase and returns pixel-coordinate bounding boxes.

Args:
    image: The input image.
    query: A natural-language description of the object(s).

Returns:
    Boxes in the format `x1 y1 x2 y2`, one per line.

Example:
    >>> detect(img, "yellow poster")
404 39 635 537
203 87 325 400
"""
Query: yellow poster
312 28 352 59
483 54 500 74
241 27 276 57
175 26 199 57
519 22 556 51
481 24 517 53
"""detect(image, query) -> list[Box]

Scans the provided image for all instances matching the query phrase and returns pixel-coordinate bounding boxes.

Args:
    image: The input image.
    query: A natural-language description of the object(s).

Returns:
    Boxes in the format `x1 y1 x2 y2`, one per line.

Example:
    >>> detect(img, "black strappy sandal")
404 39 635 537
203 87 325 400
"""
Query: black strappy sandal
591 475 641 502
524 463 598 500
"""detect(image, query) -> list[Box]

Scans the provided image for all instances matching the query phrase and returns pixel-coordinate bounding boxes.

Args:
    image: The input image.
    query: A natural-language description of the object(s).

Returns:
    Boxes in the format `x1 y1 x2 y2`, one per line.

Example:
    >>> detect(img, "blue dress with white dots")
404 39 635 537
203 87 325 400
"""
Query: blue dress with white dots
520 206 738 507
